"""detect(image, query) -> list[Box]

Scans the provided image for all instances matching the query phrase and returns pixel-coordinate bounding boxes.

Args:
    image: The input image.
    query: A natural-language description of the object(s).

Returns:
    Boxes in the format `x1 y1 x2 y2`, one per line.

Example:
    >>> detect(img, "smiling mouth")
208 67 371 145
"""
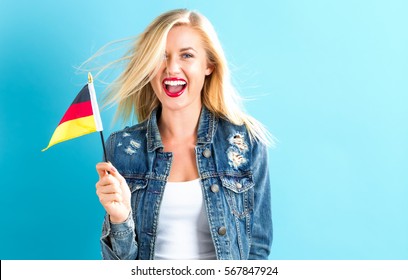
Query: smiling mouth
162 78 187 98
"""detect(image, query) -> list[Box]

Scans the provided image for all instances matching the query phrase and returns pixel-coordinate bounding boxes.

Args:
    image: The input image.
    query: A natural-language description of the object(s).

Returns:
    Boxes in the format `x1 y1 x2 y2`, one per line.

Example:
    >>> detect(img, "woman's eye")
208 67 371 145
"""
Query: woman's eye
182 53 193 59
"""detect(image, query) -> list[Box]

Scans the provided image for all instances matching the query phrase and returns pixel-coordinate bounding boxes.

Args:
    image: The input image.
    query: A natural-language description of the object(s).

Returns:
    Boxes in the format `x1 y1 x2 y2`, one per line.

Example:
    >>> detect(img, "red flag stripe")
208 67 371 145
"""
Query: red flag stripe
59 101 93 125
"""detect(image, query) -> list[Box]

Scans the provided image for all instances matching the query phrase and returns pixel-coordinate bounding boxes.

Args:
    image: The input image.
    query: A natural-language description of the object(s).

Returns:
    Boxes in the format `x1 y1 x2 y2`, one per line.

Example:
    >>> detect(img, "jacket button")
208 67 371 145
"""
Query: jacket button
218 226 227 236
203 148 211 158
211 184 219 193
236 182 242 189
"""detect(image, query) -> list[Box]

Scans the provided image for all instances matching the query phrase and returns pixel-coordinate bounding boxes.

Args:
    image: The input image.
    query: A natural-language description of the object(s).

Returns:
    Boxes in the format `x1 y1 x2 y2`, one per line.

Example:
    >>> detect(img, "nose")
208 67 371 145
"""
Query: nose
165 55 181 76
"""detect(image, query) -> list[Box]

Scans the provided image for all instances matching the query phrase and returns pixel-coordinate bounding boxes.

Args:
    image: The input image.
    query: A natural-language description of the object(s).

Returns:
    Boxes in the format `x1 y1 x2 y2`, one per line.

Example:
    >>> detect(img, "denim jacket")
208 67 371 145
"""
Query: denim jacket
100 106 272 260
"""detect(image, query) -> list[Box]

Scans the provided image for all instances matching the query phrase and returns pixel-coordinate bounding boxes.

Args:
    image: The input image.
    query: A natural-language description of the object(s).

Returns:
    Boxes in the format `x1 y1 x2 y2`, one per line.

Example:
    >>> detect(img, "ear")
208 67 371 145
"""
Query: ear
205 63 214 76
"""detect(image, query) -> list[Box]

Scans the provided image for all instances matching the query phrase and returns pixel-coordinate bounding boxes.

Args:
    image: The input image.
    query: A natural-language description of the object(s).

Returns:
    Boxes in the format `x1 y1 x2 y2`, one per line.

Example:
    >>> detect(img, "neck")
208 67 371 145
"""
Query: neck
158 105 202 140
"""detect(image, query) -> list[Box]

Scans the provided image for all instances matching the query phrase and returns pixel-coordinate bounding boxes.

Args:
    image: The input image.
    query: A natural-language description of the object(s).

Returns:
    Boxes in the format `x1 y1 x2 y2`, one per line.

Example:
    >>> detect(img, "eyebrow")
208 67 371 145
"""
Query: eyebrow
179 47 197 53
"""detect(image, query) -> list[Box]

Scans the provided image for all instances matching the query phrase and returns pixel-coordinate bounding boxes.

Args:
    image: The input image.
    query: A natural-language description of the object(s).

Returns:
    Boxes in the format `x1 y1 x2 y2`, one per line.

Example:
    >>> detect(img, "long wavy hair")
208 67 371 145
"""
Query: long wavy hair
87 9 272 145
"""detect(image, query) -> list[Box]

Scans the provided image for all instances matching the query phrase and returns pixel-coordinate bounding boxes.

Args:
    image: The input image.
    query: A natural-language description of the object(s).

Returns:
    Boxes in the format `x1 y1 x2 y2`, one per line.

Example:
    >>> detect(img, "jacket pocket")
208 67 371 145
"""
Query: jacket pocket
125 177 148 193
220 174 254 218
124 176 148 225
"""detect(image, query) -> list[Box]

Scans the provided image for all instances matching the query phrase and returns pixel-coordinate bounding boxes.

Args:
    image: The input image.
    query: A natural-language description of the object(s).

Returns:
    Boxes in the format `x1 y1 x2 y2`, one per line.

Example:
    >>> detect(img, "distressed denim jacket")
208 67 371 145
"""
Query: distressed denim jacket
100 106 272 260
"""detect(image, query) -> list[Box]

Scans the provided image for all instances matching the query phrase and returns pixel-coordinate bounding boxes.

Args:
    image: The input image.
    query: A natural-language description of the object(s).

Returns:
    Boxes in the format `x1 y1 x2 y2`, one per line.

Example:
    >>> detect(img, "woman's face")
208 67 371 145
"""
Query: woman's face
150 25 213 112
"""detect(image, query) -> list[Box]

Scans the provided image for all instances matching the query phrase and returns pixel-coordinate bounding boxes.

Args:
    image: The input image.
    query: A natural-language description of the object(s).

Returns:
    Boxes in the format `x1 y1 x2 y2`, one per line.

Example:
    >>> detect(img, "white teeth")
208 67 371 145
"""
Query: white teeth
164 80 186 86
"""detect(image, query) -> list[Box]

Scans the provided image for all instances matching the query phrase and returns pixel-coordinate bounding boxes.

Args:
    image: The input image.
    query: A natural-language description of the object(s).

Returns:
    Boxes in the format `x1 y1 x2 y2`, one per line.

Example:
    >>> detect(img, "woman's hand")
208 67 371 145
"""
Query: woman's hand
95 162 131 223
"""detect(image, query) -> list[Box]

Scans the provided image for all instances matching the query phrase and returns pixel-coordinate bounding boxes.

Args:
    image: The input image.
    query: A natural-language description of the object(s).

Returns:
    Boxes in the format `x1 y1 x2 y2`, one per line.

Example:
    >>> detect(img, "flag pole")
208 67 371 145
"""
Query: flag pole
88 72 108 163
100 131 108 162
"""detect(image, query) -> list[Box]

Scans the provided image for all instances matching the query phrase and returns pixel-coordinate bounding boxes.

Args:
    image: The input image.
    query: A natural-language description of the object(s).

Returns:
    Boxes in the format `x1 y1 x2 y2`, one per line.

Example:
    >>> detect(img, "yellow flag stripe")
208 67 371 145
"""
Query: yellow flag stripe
42 116 97 151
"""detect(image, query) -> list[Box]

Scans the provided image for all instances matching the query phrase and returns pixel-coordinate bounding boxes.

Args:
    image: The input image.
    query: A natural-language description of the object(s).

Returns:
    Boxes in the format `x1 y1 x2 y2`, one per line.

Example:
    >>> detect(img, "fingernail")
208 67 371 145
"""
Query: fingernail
110 166 117 173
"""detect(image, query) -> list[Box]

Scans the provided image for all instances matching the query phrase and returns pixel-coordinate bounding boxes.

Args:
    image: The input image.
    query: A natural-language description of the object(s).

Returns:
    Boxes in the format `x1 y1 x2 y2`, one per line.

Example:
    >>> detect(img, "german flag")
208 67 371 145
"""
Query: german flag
42 74 103 151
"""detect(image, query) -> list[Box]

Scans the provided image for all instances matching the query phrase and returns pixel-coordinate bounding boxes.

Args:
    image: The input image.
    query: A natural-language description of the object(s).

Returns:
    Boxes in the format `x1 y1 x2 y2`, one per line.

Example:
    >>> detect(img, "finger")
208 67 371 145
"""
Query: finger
97 173 120 187
98 193 123 205
96 162 116 178
105 167 127 190
96 180 122 195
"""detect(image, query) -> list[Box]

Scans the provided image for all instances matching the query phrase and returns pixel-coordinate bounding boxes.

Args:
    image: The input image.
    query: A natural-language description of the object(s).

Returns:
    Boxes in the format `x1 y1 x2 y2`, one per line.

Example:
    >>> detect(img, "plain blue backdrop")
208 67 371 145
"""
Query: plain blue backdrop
1 0 407 259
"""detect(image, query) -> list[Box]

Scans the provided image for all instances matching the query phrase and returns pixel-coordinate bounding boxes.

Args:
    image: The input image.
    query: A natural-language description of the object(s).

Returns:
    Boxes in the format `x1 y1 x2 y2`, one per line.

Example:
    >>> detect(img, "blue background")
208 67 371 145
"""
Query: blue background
1 0 407 259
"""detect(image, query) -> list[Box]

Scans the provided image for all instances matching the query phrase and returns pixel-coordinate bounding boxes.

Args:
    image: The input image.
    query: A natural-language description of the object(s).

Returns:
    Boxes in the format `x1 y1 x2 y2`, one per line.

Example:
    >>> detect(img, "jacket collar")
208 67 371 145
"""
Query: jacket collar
146 106 218 152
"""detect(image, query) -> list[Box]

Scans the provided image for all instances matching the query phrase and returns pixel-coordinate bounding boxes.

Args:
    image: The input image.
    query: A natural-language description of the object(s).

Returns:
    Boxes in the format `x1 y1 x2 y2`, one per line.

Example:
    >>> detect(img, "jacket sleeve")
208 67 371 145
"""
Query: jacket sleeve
249 140 273 259
100 213 138 259
100 133 138 260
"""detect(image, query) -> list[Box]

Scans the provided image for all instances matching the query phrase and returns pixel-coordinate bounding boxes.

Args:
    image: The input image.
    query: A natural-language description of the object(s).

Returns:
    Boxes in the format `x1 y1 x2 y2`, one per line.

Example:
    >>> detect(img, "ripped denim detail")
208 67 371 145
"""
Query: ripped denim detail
227 133 249 169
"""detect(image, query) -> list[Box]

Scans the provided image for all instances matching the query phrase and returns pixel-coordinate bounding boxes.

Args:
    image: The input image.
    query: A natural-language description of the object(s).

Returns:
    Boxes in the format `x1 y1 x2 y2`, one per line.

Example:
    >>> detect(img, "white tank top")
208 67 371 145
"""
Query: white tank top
154 178 217 260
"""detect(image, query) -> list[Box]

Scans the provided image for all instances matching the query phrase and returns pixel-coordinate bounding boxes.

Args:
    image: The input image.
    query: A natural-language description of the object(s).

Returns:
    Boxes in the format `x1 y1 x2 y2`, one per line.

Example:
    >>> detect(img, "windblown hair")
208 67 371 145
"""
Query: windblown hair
89 9 272 145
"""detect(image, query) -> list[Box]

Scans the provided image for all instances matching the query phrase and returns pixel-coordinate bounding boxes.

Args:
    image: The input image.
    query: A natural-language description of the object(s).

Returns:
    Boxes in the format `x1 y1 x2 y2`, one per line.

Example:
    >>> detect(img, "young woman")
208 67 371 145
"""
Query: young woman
95 9 272 260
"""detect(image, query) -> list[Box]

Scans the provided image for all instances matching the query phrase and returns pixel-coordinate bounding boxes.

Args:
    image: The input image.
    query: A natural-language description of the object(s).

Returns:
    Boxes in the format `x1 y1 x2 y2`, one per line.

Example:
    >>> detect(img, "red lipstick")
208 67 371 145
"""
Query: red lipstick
162 77 187 98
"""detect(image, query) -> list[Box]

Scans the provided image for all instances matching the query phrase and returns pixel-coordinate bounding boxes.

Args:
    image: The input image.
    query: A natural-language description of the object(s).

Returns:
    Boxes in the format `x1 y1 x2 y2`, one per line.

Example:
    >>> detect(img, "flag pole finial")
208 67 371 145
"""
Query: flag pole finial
88 72 93 84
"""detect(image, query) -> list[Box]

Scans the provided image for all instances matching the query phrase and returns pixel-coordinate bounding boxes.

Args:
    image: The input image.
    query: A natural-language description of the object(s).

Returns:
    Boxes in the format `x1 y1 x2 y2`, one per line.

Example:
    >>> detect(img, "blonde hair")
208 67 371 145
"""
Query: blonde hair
90 9 272 145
